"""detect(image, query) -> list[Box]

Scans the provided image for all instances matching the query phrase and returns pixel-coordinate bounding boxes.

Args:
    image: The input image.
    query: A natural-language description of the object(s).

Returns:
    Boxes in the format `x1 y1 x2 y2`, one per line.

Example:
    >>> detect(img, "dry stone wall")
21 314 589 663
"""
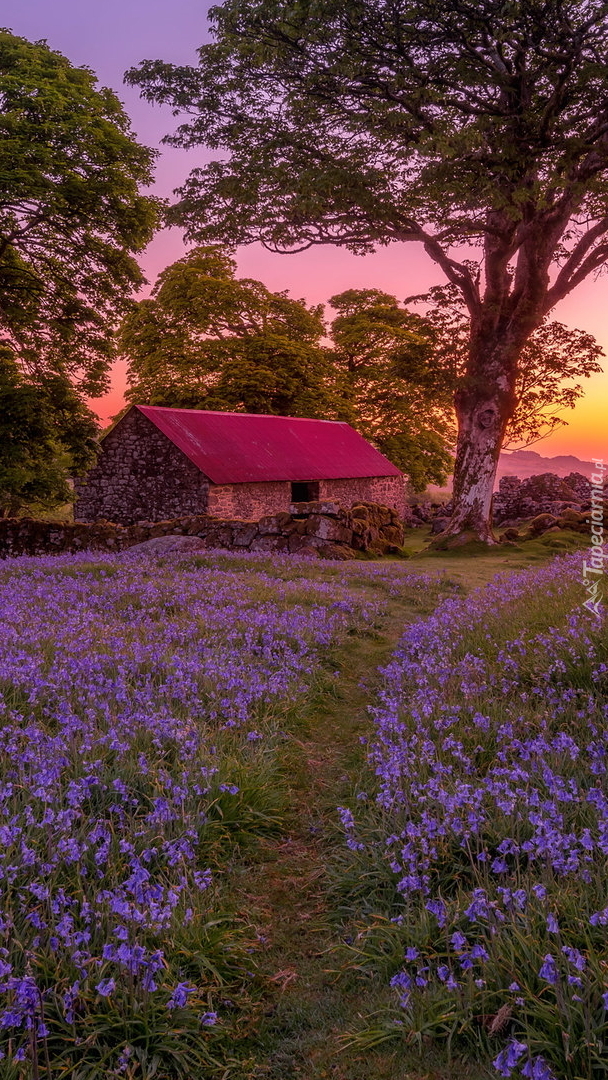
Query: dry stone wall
0 502 404 561
492 472 588 524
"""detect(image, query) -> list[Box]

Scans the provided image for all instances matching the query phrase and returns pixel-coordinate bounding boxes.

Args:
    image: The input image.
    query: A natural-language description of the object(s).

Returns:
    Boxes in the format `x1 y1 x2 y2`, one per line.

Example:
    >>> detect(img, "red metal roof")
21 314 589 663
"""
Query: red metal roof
132 405 402 485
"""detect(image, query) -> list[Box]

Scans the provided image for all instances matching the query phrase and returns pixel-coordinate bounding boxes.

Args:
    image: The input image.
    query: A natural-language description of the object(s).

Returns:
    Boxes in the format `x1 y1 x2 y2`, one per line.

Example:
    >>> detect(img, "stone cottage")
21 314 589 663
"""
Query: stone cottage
74 405 406 525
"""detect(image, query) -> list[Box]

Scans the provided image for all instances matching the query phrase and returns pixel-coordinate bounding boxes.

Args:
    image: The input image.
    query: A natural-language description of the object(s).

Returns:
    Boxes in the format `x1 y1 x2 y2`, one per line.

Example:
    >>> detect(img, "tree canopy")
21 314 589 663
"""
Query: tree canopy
1 30 159 393
128 0 608 540
121 247 348 419
0 30 160 513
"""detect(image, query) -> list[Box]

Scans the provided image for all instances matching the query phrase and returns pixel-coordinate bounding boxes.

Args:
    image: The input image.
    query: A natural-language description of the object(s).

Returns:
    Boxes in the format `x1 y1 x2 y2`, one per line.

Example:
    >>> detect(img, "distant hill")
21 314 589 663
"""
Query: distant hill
425 448 599 496
495 449 598 484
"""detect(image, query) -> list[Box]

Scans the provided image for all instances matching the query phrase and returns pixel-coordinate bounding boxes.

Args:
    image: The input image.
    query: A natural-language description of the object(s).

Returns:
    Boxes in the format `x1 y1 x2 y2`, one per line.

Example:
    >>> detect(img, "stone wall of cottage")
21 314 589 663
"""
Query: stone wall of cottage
207 481 293 520
74 408 407 524
74 409 210 525
209 476 406 520
319 475 407 520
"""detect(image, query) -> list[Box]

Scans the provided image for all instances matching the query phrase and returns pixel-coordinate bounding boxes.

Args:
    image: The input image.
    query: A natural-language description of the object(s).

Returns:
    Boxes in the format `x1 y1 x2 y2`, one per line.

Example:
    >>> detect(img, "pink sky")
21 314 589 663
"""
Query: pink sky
5 0 608 461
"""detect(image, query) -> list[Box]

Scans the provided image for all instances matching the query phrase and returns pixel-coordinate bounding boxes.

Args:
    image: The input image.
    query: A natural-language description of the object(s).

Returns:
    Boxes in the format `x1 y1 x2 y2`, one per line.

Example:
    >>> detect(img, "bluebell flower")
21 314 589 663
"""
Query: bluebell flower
493 1039 527 1077
539 955 559 985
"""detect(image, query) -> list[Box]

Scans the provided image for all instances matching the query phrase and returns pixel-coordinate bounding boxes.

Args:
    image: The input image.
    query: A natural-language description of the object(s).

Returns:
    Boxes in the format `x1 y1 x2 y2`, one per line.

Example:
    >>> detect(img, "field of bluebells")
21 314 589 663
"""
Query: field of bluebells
343 553 608 1079
0 548 401 1078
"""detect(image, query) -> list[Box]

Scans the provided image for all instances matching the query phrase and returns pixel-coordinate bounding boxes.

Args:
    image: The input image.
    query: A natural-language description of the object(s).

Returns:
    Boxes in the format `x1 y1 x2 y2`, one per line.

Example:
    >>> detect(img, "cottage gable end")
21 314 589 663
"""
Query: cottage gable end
74 408 211 525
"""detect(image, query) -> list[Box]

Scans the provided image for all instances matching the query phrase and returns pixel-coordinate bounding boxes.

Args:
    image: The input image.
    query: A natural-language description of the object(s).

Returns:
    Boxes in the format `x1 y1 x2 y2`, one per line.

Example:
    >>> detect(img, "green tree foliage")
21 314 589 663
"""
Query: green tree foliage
1 30 159 393
0 350 99 517
0 30 159 512
121 247 349 418
329 289 454 489
127 0 608 540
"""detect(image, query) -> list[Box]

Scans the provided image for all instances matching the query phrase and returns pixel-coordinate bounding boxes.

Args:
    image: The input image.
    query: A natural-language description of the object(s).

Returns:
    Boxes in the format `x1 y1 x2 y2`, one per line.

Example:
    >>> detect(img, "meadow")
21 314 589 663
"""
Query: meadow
0 537 603 1079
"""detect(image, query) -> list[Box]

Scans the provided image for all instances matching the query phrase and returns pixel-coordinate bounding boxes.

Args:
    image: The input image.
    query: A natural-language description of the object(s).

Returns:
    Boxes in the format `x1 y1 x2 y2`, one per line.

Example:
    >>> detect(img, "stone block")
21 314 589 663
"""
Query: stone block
289 500 341 517
232 523 259 546
430 516 450 535
349 504 371 520
250 535 288 552
305 516 353 544
281 518 307 536
258 512 292 534
382 524 405 545
527 513 559 536
312 540 357 560
287 534 320 556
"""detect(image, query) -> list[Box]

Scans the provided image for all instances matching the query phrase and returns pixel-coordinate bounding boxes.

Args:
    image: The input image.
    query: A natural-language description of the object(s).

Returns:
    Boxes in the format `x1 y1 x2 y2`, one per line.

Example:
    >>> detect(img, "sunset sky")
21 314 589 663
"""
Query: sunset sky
6 0 608 460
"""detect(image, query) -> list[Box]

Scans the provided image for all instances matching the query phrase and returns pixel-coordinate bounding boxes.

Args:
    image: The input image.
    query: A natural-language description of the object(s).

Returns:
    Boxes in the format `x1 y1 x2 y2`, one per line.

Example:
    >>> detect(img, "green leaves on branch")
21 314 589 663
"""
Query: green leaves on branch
126 0 608 286
0 30 160 393
329 289 455 489
0 350 99 517
0 30 160 513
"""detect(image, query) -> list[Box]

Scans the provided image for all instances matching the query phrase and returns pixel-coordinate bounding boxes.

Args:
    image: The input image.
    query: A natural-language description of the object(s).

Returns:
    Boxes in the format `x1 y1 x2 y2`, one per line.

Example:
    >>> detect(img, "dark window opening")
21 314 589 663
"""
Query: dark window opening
291 481 319 503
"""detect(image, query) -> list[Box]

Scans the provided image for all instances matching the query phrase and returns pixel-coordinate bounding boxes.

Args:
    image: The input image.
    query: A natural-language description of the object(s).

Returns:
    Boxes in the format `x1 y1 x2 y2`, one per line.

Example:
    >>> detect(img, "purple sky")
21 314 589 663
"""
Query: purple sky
4 1 608 454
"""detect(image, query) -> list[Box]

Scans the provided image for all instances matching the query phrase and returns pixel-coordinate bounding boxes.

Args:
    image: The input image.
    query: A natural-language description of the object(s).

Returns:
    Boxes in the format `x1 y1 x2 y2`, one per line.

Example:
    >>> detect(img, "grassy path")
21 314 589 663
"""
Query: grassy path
220 537 589 1078
228 570 490 1080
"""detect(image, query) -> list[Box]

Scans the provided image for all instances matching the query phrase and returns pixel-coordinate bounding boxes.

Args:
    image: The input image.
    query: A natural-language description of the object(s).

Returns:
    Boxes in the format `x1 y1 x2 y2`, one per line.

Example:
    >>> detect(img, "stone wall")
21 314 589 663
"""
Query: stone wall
207 480 292 520
0 502 404 561
75 409 210 525
411 471 606 538
319 475 407 521
492 472 593 524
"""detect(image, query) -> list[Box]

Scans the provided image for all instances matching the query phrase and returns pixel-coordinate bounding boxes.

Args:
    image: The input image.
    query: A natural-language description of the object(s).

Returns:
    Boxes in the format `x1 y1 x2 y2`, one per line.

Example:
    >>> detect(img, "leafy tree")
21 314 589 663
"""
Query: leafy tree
129 0 608 541
0 30 159 395
121 246 349 418
0 350 99 517
329 289 454 489
415 283 604 450
0 31 160 512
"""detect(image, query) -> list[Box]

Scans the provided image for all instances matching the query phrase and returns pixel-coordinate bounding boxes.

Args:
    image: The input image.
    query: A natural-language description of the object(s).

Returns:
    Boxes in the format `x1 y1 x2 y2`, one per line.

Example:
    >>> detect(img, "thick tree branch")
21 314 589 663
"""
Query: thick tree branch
544 216 608 308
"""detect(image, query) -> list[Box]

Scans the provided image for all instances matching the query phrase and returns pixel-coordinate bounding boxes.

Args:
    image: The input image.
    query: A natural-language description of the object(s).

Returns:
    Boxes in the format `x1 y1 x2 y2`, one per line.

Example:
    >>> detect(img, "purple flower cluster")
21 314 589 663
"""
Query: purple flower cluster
0 549 386 1068
363 553 608 1078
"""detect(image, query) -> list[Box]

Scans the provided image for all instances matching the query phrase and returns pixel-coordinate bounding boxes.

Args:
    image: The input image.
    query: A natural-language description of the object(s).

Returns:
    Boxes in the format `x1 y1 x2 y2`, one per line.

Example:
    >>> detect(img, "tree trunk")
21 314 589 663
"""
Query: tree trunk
436 337 520 545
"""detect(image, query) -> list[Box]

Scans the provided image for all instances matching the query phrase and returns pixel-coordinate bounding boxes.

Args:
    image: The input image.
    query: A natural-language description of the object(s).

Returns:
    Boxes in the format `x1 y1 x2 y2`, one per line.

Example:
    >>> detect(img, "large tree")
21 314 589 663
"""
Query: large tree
0 31 159 512
1 30 159 394
121 246 348 418
129 0 608 542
